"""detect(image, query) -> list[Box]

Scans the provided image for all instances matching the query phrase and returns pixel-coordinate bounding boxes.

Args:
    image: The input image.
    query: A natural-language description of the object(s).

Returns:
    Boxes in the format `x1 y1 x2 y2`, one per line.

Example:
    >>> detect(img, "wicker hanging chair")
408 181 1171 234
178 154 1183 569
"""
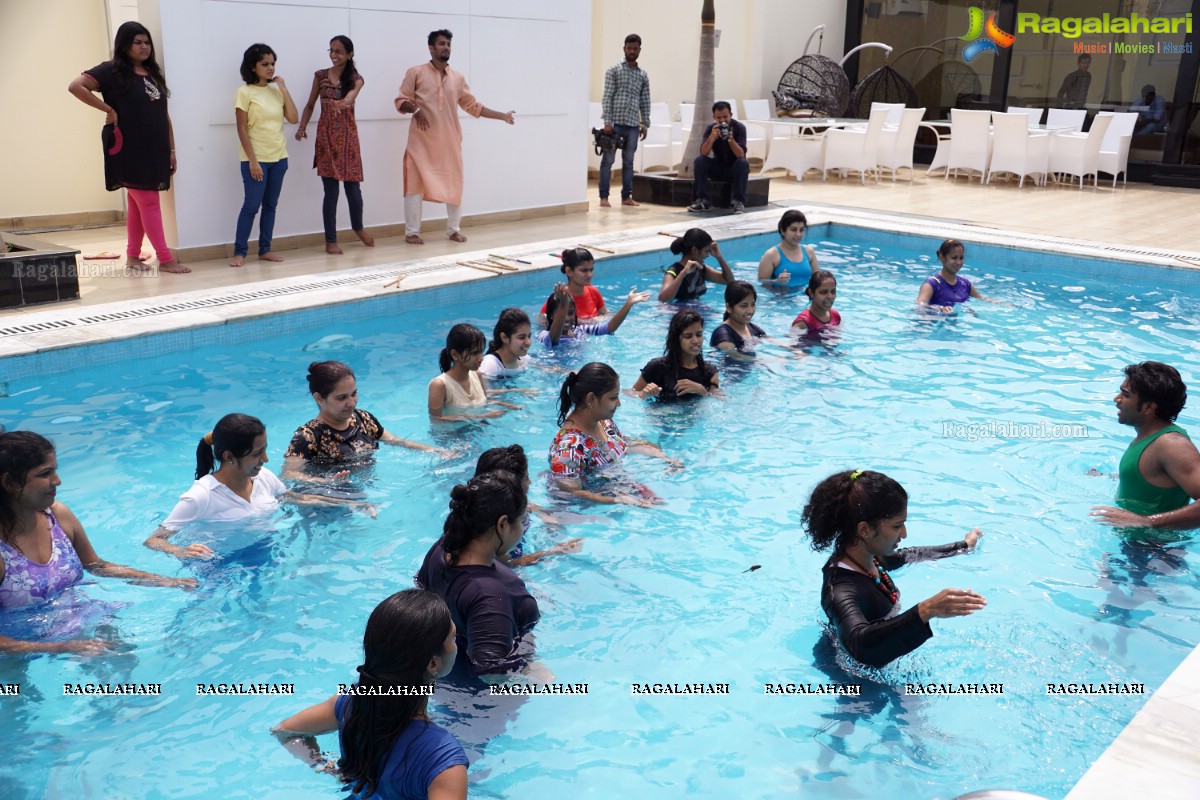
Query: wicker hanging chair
773 27 850 118
849 65 919 118
895 40 982 114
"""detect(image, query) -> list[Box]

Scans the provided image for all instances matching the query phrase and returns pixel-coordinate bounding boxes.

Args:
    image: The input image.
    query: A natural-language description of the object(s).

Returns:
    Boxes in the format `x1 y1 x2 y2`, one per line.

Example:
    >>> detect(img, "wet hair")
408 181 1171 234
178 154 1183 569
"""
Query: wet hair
307 361 355 398
195 414 265 480
669 228 713 260
557 362 620 426
474 445 529 483
487 308 531 356
712 100 732 114
801 470 908 556
0 431 56 538
663 309 708 375
806 269 837 300
438 324 486 373
937 238 965 258
544 290 576 324
722 280 757 320
428 29 453 46
330 35 359 98
240 43 277 84
1125 362 1187 422
112 21 170 96
441 471 527 565
337 589 453 798
777 210 807 237
561 248 594 275
624 33 642 45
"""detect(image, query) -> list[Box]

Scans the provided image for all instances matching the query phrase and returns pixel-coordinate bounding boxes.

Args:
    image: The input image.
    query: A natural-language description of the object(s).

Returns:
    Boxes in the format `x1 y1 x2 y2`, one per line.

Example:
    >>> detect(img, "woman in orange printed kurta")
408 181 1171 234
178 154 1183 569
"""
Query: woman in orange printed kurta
394 29 515 244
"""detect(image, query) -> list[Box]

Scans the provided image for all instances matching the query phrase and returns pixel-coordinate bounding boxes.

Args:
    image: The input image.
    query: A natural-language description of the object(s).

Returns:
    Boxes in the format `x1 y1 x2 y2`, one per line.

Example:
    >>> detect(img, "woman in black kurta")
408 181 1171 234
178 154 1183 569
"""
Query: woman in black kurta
68 22 189 273
802 470 986 667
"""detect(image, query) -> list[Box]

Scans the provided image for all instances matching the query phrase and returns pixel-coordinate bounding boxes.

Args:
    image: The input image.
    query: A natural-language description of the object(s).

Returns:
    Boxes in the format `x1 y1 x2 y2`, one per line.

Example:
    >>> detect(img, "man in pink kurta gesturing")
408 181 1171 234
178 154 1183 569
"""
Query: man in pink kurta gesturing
395 29 515 244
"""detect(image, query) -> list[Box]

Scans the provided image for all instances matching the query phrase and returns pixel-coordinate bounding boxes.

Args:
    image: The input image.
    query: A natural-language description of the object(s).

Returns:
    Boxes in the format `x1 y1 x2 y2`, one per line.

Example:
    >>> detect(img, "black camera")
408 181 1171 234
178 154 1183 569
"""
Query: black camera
592 127 624 155
718 122 731 138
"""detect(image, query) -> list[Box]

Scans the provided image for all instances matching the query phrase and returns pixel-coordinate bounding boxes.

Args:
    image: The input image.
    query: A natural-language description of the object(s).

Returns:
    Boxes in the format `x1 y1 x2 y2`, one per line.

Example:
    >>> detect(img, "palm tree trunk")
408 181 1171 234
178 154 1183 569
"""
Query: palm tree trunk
678 0 715 179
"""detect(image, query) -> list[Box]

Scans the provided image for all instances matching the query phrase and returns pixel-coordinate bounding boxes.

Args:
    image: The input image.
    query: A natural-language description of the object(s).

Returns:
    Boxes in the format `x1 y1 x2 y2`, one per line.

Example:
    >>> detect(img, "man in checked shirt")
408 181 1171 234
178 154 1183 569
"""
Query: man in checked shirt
599 34 651 208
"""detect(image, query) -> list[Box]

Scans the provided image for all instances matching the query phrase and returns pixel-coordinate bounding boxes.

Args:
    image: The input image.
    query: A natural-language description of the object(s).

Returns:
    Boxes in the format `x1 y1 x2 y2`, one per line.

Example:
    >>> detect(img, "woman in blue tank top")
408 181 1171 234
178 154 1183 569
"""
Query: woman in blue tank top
758 209 819 288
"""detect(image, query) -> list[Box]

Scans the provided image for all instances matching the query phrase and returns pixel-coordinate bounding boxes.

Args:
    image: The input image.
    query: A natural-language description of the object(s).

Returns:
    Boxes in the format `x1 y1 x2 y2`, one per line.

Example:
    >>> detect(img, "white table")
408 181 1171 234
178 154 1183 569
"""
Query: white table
745 117 860 182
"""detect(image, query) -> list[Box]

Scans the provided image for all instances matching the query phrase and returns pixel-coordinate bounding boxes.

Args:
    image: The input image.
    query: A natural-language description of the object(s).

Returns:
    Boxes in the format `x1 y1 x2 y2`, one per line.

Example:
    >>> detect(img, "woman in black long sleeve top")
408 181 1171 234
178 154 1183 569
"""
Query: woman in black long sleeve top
802 470 986 667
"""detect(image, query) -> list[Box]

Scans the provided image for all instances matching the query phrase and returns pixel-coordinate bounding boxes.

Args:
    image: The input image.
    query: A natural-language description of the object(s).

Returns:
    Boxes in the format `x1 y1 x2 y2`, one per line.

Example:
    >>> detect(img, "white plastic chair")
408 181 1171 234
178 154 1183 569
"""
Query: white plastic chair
870 101 906 127
1046 108 1086 132
986 113 1050 188
823 108 888 183
1006 106 1043 128
743 98 777 168
1049 112 1114 188
1097 112 1138 187
637 101 675 172
944 108 992 182
877 107 925 181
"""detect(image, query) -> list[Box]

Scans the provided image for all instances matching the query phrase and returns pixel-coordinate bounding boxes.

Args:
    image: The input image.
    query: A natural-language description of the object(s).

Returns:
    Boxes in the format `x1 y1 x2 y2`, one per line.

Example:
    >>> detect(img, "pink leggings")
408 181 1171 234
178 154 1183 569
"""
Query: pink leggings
125 188 173 263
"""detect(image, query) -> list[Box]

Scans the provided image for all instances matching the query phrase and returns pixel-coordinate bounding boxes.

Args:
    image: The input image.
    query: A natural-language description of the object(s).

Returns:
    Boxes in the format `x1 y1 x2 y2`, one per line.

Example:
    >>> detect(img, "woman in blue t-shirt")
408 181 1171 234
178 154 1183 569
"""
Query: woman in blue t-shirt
916 239 992 312
274 589 468 800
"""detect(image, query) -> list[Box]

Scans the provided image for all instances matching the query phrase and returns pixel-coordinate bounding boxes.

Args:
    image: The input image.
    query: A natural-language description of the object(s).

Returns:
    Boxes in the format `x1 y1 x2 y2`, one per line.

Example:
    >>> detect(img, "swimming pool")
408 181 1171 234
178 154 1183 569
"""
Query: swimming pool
1 218 1197 799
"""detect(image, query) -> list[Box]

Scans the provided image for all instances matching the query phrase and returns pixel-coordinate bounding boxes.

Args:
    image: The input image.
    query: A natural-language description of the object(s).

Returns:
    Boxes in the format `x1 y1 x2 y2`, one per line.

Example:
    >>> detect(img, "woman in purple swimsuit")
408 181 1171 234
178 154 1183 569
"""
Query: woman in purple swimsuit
0 431 194 655
916 239 992 312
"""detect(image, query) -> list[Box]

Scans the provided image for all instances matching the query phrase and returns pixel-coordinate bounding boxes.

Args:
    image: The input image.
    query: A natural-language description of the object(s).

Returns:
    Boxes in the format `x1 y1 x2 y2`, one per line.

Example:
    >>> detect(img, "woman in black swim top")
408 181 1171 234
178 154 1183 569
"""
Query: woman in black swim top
658 228 734 303
801 469 986 667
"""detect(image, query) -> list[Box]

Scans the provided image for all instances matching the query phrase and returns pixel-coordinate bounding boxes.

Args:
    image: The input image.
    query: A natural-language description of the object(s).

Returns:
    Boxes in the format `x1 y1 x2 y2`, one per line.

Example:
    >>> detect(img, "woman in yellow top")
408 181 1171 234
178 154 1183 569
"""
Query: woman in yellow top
231 43 298 268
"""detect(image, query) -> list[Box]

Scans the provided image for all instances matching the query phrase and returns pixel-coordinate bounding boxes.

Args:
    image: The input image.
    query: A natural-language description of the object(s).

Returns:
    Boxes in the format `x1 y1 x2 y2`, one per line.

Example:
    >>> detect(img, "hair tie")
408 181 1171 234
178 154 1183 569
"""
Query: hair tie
849 470 863 481
204 432 214 445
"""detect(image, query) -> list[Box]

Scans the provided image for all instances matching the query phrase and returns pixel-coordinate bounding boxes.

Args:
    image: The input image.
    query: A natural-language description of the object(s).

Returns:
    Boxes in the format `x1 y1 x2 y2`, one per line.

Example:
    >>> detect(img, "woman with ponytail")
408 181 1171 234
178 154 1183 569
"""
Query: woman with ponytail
295 35 373 255
549 362 679 505
657 228 734 303
1 431 194 655
801 469 986 667
274 589 467 799
415 471 542 678
428 324 521 422
537 248 607 320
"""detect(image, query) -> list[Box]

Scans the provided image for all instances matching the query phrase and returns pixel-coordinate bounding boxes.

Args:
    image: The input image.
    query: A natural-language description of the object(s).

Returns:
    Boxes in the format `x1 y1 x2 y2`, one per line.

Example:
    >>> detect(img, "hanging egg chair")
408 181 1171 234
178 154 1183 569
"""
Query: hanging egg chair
846 44 920 119
773 26 850 118
895 39 982 115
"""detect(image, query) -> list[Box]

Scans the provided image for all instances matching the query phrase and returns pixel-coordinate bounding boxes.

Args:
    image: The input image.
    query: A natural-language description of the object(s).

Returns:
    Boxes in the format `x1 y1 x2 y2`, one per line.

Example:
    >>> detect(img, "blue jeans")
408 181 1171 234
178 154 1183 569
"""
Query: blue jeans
234 158 288 257
599 124 639 200
693 155 750 205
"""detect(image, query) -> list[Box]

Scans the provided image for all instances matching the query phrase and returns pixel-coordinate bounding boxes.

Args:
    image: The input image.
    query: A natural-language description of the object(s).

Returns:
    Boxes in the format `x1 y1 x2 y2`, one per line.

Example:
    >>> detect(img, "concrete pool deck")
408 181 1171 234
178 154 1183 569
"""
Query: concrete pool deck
2 170 1199 799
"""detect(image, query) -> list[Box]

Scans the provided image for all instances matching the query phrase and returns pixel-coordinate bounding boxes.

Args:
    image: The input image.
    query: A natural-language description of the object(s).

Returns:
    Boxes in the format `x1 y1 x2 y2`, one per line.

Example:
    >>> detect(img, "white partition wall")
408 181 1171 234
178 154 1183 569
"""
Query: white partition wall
156 0 591 249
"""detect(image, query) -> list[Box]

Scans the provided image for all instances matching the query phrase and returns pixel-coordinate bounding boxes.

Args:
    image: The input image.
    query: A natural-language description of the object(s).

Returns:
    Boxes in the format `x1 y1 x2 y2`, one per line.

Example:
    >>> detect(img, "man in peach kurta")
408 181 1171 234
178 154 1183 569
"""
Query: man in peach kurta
395 29 515 244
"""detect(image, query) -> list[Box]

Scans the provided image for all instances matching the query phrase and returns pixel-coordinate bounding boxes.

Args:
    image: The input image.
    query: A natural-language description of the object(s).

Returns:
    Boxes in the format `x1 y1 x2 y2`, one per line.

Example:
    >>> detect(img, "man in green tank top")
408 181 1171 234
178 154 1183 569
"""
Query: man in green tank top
1091 362 1200 531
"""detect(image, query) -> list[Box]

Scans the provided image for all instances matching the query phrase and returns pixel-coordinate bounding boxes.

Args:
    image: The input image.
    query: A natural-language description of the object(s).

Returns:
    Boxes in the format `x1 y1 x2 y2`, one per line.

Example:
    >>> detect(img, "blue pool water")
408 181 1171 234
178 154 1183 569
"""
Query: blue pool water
1 224 1198 799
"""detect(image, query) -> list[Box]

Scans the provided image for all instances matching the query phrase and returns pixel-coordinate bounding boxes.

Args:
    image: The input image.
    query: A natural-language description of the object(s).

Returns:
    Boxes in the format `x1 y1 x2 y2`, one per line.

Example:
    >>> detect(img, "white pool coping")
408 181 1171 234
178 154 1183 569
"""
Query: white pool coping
2 205 1198 800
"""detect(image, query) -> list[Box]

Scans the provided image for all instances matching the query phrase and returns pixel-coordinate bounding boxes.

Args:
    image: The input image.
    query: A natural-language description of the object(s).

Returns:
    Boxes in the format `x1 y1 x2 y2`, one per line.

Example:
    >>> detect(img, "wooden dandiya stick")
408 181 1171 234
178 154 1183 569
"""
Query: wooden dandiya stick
578 243 615 254
383 274 409 289
488 253 531 264
458 260 505 275
485 259 520 271
657 231 677 237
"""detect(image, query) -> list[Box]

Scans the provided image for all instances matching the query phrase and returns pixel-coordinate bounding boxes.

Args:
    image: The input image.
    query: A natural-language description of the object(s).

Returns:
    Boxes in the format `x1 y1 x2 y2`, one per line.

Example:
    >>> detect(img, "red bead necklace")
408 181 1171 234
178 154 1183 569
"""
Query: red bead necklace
845 553 900 604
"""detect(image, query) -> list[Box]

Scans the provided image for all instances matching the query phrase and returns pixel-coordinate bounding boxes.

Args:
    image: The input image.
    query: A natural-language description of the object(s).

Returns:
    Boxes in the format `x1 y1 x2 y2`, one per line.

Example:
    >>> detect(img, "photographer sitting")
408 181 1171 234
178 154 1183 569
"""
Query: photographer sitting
688 101 750 214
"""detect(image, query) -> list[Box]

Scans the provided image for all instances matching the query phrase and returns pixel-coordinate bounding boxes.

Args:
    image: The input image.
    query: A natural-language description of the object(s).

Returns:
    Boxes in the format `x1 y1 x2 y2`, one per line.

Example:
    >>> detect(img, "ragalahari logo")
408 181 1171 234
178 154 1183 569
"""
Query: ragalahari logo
961 7 1015 62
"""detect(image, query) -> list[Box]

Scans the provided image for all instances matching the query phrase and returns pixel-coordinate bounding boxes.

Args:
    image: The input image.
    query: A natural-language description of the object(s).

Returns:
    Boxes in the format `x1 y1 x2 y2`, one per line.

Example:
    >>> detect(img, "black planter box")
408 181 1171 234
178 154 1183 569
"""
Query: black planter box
0 232 82 309
631 171 771 208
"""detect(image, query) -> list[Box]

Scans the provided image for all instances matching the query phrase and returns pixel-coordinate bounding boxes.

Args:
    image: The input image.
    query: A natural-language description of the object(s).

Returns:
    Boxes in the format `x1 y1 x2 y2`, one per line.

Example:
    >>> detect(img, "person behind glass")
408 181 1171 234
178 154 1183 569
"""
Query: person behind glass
295 35 374 256
146 414 371 560
479 308 533 379
0 431 195 655
429 324 521 422
792 270 841 341
758 210 819 289
68 21 190 273
415 471 547 681
658 228 734 303
273 589 467 800
286 360 439 477
1133 84 1168 135
711 281 768 360
1055 53 1091 109
916 239 992 312
538 248 607 322
801 469 985 667
230 43 298 269
474 446 581 567
541 283 647 347
599 33 651 208
549 362 679 506
632 310 720 401
687 101 750 213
